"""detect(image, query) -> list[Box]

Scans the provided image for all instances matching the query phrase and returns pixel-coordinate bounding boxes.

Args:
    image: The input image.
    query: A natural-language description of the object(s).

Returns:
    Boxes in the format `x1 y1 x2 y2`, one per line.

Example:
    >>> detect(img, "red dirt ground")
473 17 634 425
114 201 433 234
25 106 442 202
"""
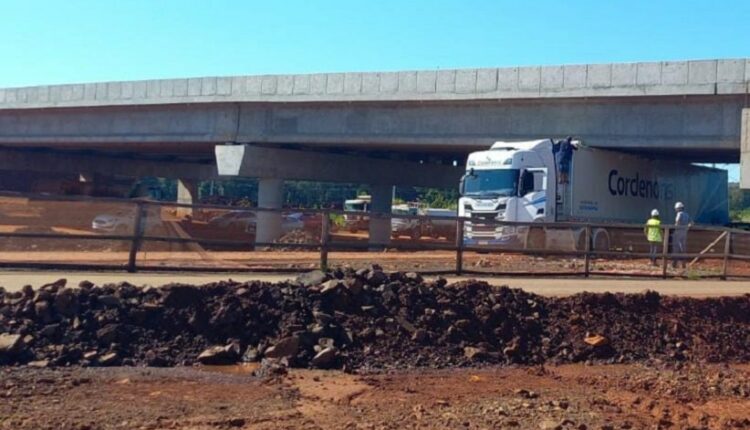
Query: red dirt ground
1 363 748 429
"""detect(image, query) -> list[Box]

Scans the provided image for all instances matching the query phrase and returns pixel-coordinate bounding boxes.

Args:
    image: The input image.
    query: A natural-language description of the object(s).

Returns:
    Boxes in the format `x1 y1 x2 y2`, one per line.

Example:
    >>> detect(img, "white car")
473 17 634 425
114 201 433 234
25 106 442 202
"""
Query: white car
91 211 162 234
207 211 305 234
391 205 422 240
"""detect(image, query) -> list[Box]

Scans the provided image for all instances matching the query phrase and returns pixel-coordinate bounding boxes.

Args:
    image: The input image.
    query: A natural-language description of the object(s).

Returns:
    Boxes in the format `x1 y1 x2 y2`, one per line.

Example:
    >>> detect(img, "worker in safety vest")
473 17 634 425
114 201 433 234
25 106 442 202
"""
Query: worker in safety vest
644 209 662 266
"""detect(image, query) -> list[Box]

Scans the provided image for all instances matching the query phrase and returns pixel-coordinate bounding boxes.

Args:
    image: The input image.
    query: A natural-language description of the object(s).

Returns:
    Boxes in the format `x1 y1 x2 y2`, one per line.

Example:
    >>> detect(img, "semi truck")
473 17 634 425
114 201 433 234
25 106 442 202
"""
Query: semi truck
458 139 729 250
343 195 371 233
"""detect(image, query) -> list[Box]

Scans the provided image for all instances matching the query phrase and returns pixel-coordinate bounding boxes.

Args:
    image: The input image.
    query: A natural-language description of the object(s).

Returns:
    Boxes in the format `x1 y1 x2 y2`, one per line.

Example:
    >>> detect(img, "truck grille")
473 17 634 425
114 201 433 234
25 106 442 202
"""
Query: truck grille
466 212 502 236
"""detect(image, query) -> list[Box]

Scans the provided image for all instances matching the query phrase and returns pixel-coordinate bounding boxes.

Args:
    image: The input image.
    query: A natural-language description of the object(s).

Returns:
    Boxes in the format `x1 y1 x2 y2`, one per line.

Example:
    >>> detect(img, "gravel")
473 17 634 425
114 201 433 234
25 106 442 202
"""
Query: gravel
0 266 748 370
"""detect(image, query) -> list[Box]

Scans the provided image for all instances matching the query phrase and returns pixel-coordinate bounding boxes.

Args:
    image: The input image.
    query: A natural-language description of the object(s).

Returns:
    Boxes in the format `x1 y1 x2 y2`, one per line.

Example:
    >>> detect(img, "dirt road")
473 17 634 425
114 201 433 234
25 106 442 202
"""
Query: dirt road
1 364 748 429
1 270 749 296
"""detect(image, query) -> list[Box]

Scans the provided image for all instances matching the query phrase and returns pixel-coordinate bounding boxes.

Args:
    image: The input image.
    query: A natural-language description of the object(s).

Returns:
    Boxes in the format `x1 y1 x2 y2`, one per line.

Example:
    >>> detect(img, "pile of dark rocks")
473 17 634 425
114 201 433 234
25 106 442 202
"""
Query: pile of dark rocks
1 267 748 370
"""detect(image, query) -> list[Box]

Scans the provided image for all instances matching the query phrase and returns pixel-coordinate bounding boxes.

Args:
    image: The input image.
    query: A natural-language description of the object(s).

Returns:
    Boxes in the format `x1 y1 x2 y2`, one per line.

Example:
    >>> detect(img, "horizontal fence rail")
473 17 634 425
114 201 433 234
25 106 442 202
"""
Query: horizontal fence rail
0 191 747 279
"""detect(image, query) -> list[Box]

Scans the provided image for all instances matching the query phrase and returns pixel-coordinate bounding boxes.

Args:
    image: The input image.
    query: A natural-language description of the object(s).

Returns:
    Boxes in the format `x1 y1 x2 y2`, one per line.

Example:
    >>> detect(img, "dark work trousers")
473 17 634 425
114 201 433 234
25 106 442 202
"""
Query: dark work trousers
672 232 687 268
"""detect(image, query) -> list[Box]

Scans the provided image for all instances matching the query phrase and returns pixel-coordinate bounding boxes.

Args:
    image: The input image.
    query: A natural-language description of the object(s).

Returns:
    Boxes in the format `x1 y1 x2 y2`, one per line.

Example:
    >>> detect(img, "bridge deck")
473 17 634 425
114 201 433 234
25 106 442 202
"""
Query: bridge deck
0 59 747 110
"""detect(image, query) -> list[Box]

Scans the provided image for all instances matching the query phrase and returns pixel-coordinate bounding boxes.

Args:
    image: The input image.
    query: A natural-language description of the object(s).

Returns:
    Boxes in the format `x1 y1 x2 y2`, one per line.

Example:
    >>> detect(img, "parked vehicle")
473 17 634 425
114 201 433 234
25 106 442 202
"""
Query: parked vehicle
91 208 162 234
343 195 371 233
207 210 305 235
206 211 255 230
459 139 729 250
422 208 457 241
391 204 421 240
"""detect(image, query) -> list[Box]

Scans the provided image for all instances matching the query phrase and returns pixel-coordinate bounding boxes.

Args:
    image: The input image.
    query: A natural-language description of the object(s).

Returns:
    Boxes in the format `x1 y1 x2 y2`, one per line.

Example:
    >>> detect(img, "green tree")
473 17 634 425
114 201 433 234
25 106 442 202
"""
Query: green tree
130 177 461 211
728 183 750 221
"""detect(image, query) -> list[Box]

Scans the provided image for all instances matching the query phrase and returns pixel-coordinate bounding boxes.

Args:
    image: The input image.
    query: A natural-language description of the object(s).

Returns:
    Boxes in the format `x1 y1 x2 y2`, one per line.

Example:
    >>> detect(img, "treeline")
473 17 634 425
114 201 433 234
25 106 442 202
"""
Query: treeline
133 177 459 209
130 177 750 218
729 183 750 221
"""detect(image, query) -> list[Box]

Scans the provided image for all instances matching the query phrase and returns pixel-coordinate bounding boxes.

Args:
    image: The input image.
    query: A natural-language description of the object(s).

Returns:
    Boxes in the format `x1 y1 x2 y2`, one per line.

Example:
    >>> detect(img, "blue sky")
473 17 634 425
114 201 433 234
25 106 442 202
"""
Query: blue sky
1 0 748 87
1 0 747 179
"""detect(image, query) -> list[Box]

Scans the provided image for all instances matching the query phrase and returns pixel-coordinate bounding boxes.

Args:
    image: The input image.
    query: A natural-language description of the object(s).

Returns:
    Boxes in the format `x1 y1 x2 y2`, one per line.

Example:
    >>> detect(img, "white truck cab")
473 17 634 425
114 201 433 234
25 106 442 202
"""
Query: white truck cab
459 139 556 245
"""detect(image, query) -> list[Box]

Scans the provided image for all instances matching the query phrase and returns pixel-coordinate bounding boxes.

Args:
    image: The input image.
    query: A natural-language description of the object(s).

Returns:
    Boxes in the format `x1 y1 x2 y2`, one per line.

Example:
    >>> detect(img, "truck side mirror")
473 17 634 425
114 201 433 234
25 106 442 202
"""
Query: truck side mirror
459 168 475 195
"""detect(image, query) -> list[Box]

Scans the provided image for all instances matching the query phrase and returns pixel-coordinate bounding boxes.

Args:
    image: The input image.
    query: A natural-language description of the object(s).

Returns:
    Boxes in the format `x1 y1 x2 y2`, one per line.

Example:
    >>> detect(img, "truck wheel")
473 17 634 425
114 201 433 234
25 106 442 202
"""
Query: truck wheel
526 227 546 249
593 229 610 251
410 228 421 241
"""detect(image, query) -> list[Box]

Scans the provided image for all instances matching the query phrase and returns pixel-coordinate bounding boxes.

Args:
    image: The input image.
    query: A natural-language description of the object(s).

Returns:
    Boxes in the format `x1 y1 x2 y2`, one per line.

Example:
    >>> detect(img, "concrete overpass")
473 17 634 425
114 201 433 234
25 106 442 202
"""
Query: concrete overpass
0 58 748 243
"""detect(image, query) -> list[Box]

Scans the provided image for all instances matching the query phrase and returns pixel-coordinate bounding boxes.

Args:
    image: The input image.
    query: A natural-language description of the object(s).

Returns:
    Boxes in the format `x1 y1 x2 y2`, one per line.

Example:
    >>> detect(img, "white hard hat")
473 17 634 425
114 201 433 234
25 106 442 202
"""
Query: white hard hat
675 201 684 210
651 209 659 217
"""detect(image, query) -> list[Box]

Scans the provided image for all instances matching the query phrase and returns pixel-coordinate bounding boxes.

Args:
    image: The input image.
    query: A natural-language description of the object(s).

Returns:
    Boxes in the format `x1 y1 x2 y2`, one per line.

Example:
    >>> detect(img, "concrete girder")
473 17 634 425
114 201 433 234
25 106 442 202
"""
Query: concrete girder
0 95 745 163
0 104 239 148
0 148 218 181
1 59 747 110
232 97 745 161
215 145 463 189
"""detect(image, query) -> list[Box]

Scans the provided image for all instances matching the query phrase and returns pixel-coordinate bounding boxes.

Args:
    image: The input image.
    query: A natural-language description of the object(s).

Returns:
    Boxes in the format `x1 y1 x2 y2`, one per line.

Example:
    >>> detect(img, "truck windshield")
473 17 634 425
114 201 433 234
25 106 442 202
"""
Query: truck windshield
345 202 366 211
462 169 519 197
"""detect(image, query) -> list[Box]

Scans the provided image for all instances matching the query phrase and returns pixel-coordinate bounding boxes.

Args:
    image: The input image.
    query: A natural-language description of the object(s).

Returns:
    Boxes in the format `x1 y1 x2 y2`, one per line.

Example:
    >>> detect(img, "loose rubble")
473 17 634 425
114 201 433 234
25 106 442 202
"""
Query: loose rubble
0 267 748 370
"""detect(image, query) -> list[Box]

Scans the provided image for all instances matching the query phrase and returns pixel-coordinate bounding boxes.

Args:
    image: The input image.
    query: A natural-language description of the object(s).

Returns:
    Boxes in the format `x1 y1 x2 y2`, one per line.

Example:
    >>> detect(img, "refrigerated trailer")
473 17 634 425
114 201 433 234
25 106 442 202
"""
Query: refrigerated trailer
458 139 729 250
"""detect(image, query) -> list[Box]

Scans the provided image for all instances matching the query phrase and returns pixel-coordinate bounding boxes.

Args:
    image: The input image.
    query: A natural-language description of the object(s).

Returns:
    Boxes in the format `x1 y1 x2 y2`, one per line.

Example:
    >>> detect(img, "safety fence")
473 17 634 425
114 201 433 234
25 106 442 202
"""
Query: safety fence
0 191 749 279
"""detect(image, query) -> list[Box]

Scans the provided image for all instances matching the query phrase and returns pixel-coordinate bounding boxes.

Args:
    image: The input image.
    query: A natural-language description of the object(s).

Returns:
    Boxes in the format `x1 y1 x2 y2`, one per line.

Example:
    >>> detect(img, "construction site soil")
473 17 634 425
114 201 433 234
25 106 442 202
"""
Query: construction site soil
1 268 748 370
1 268 749 429
1 364 748 429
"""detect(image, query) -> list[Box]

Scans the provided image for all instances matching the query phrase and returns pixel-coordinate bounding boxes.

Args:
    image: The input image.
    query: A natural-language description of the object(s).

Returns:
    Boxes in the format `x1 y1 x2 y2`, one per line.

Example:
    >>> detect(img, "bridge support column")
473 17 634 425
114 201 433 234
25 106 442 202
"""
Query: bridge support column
369 184 393 248
256 178 284 244
741 109 750 189
177 179 199 217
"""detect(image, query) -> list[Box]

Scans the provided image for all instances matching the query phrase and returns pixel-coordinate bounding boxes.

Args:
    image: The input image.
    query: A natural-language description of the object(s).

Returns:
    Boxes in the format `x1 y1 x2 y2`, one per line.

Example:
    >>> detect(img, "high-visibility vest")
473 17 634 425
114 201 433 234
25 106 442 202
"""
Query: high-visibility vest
646 218 662 243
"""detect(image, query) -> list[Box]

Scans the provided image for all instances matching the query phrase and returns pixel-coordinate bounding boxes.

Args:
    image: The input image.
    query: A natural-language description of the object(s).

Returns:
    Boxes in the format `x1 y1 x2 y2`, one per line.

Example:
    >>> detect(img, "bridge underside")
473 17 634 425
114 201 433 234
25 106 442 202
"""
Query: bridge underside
0 94 744 167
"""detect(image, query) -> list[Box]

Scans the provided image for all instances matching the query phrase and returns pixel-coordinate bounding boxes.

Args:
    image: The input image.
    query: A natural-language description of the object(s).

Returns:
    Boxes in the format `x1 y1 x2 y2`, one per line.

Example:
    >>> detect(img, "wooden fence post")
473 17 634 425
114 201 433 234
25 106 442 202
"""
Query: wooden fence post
584 225 591 278
320 212 330 271
127 202 145 273
456 218 465 275
722 231 732 280
661 227 670 279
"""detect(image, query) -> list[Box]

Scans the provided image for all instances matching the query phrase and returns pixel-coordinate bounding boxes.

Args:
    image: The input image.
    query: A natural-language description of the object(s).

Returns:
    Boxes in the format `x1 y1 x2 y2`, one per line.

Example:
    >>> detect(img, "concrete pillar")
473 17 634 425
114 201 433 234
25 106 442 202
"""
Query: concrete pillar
741 109 750 189
176 179 199 217
177 179 199 204
256 178 284 244
369 184 393 248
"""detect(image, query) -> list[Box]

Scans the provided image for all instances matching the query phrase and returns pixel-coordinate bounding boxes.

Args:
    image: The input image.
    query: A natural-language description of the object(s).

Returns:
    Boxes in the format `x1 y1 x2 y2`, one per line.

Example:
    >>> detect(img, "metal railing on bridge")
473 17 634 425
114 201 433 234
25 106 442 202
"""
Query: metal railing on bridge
0 191 747 279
